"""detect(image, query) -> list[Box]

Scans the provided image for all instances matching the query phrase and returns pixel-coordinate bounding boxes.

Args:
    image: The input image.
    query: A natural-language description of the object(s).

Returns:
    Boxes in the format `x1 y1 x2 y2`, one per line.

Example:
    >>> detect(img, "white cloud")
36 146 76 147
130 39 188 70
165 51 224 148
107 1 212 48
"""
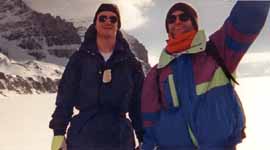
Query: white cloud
112 0 154 30
22 0 154 30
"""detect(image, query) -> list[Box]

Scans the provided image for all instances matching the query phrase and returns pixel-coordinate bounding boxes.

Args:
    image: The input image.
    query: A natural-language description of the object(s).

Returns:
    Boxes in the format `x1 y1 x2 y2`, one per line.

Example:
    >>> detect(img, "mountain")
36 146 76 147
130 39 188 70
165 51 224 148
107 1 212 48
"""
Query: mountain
0 0 81 63
122 31 150 72
0 53 62 95
0 0 81 95
0 0 151 95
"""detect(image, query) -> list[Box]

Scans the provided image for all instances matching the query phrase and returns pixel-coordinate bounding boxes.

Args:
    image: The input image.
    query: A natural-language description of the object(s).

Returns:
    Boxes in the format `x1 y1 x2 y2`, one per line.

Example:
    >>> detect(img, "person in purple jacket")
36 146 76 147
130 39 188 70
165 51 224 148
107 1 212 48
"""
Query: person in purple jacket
141 1 269 150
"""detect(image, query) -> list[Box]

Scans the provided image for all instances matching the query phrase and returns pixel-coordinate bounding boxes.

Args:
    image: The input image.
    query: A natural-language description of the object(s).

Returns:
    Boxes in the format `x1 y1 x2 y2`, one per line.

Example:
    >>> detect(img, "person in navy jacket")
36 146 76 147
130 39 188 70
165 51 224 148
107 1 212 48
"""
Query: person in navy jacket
49 3 144 150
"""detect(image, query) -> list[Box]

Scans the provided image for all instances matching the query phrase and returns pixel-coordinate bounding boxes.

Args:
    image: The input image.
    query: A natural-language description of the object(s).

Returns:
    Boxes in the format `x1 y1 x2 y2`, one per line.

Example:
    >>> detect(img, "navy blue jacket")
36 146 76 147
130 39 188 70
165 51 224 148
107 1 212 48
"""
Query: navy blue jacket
49 25 144 149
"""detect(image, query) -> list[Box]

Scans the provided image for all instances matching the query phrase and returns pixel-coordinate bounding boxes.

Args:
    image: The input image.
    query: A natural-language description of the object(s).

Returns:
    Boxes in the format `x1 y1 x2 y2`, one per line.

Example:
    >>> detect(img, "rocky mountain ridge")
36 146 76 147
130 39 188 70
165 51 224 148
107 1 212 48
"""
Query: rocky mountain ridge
0 0 151 95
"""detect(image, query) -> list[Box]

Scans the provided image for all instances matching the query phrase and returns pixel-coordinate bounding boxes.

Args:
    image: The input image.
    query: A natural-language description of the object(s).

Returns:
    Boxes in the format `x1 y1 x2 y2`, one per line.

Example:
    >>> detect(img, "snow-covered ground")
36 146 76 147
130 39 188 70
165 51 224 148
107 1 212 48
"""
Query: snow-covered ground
0 93 55 150
0 76 270 150
236 76 270 150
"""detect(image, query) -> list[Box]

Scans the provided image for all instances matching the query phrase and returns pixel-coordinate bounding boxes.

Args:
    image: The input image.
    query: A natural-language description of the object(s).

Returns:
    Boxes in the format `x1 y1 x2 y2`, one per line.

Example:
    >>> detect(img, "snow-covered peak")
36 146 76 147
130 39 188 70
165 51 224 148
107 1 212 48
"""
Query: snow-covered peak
0 0 81 64
0 51 63 95
0 52 63 80
0 0 32 24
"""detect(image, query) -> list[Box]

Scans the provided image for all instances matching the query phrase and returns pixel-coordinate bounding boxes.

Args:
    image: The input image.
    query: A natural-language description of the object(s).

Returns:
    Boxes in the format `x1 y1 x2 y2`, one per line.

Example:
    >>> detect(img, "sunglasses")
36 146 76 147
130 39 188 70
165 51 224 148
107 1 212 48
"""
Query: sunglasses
98 15 118 24
167 13 191 24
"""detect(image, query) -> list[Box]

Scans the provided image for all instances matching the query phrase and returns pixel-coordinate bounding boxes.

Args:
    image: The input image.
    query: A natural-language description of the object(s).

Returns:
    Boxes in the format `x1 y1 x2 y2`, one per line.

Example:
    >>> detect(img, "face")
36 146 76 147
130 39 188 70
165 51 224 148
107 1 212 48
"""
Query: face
167 10 194 37
95 11 118 38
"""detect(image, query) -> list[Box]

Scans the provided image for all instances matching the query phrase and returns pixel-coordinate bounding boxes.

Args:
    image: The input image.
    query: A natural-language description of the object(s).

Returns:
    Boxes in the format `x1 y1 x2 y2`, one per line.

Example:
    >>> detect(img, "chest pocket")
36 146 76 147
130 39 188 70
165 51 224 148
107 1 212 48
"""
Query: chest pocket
99 62 134 110
76 58 100 109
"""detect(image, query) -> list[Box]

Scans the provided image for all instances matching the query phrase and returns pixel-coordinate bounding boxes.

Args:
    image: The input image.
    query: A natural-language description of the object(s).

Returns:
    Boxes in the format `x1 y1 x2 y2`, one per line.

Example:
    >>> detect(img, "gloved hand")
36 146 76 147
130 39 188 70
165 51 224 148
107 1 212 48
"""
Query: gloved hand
51 135 67 150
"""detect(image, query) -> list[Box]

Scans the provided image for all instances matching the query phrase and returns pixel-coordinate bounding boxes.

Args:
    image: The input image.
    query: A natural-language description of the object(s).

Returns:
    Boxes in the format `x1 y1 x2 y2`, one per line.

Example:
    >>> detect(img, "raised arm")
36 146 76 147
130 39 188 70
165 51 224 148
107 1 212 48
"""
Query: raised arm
209 1 270 73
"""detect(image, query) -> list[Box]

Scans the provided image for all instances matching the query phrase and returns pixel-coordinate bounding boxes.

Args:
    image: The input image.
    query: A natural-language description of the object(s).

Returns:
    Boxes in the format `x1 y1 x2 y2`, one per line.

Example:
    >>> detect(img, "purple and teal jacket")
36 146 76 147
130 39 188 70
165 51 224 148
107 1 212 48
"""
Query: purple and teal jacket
141 2 269 150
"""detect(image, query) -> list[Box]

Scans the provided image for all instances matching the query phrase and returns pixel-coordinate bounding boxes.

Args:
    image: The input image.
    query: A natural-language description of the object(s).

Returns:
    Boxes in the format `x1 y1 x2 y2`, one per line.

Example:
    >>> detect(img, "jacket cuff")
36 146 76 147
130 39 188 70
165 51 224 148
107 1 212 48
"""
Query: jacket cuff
53 129 66 135
136 130 144 143
137 135 143 143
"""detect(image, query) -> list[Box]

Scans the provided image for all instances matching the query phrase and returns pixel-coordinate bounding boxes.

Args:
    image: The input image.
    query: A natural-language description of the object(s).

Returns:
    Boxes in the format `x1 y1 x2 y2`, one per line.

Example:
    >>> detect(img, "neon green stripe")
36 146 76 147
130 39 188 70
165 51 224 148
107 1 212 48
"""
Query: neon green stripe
187 30 206 54
196 67 230 95
188 124 199 148
157 50 175 69
168 74 180 107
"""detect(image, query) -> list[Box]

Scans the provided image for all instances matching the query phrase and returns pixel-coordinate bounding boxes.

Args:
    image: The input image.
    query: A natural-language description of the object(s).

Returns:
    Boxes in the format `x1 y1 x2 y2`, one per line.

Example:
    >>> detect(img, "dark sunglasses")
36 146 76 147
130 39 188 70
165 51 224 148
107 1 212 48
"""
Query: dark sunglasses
98 15 118 24
167 13 191 24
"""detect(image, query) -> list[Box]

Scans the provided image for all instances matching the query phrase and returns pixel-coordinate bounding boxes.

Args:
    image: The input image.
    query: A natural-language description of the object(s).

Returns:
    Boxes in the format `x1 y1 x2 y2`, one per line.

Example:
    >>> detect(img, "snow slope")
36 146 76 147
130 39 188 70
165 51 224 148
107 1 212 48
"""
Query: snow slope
0 52 63 80
0 76 270 150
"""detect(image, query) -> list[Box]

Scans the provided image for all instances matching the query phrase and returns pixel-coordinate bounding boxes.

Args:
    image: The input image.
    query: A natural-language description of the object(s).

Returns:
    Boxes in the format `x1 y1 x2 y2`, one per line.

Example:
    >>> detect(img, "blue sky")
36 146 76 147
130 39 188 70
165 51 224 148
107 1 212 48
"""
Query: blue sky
23 0 269 65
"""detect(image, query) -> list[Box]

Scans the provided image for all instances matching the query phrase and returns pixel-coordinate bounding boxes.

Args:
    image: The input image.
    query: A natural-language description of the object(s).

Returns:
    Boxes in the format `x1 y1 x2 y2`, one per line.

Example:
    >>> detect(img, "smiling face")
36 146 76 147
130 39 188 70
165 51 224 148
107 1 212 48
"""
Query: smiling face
95 11 118 39
167 10 194 37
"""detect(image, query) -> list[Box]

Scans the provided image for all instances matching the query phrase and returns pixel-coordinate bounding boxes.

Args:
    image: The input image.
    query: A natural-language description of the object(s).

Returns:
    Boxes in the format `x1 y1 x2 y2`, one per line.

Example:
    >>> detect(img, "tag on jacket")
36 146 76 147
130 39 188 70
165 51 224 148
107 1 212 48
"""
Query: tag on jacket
102 69 112 83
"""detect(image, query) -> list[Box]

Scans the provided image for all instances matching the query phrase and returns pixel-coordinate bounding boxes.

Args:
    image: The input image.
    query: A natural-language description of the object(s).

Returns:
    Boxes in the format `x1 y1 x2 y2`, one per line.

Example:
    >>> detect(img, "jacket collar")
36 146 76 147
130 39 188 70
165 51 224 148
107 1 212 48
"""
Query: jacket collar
78 24 135 65
157 30 207 69
79 24 131 55
79 39 127 55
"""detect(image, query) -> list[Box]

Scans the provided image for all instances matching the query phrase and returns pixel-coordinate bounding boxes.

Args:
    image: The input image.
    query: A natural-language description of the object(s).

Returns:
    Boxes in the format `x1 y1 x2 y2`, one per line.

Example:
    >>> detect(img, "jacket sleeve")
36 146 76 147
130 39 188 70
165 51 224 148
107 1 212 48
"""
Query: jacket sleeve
128 60 145 143
209 1 270 73
49 51 81 135
142 127 157 150
141 66 161 149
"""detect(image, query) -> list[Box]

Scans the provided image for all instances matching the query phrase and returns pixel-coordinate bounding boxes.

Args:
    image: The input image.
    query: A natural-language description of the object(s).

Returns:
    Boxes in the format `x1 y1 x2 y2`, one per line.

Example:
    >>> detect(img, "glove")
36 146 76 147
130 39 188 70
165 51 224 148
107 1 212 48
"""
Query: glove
51 135 66 150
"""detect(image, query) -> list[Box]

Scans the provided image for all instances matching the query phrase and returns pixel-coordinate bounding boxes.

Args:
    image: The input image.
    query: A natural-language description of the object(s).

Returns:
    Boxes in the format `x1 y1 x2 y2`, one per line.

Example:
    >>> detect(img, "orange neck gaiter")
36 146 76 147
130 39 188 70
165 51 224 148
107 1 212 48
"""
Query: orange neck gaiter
166 30 197 54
